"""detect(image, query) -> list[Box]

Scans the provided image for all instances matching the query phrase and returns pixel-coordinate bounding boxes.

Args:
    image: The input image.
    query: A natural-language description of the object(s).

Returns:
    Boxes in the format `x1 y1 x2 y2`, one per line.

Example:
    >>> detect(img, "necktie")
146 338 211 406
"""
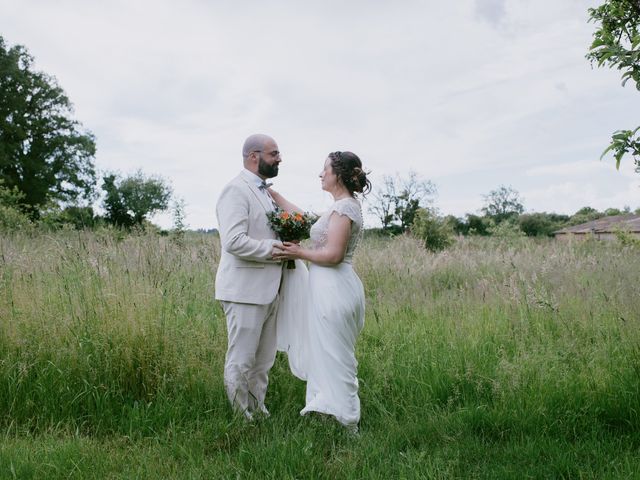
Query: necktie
258 181 278 210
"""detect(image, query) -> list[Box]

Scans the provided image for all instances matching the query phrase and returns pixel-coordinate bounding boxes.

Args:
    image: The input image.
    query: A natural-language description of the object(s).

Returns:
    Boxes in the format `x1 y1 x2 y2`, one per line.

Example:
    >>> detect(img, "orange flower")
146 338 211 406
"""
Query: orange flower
280 211 290 220
294 213 303 221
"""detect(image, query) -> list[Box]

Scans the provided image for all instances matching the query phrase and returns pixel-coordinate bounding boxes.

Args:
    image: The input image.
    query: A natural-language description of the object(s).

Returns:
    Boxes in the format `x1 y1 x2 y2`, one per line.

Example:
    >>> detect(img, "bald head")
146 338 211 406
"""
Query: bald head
242 134 275 163
242 134 281 179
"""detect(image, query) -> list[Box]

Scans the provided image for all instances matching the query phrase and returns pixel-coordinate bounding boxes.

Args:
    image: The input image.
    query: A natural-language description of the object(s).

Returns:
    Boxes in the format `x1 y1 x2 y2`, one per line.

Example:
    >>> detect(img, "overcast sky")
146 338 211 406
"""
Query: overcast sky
2 0 638 229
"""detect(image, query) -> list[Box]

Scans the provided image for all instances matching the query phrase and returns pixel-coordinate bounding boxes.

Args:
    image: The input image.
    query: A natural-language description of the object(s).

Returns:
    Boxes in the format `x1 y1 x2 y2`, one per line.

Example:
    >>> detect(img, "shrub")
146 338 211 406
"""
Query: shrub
410 208 455 252
486 217 525 238
615 228 640 247
0 180 32 232
0 204 32 232
519 213 569 237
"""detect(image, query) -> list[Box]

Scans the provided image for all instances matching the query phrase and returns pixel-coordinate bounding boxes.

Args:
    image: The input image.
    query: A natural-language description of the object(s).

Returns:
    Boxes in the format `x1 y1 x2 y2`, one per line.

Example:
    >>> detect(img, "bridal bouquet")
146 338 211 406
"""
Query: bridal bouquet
267 208 317 269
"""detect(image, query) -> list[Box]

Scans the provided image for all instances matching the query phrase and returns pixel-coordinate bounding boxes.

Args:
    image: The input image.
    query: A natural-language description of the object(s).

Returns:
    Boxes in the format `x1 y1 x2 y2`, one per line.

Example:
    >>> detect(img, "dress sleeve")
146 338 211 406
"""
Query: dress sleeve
330 200 361 224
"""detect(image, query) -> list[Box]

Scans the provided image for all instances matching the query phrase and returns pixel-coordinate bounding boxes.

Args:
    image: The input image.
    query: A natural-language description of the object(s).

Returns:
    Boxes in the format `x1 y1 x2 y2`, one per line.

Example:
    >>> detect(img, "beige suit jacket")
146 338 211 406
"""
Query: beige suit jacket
215 170 283 304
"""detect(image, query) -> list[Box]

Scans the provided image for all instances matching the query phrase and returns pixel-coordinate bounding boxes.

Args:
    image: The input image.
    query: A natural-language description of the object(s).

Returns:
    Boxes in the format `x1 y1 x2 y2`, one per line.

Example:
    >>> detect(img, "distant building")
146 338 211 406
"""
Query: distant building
554 215 640 241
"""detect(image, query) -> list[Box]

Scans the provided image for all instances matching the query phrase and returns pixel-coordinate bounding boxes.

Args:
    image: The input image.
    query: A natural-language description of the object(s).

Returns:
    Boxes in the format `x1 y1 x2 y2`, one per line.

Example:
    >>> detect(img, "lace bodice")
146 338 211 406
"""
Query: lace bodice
309 198 363 264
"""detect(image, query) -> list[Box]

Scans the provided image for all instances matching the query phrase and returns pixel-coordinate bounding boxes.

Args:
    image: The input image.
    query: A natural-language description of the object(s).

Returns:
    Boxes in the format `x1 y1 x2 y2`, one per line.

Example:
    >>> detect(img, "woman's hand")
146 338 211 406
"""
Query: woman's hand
272 241 304 261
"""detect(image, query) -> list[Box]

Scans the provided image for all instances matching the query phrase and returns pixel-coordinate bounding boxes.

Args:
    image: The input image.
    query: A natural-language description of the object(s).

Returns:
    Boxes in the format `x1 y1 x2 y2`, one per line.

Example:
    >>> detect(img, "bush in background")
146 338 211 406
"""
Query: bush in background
519 212 570 237
0 180 32 232
486 217 525 238
410 207 455 252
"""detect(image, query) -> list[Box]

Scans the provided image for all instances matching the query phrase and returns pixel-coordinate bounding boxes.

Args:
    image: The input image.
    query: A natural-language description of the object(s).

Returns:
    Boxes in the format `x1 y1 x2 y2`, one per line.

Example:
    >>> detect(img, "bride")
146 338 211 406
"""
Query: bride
270 151 371 430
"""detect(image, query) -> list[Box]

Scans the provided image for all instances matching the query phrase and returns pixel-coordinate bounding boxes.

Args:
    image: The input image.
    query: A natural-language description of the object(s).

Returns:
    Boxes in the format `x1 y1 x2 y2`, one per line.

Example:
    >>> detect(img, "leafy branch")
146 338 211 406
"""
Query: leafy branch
587 0 640 171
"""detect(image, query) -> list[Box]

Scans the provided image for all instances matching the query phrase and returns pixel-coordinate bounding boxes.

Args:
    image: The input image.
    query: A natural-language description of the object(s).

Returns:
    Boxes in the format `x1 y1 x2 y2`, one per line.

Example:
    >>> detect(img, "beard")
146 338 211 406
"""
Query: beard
258 155 279 178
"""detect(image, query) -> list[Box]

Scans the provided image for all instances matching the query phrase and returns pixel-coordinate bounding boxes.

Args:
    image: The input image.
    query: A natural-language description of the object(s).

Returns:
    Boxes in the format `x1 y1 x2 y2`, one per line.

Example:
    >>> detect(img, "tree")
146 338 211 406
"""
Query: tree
568 206 604 226
367 175 396 230
102 171 172 228
518 212 570 237
41 205 98 230
464 214 491 236
0 36 96 216
367 171 436 233
587 0 640 172
60 205 97 229
481 185 524 223
442 215 466 235
604 207 624 216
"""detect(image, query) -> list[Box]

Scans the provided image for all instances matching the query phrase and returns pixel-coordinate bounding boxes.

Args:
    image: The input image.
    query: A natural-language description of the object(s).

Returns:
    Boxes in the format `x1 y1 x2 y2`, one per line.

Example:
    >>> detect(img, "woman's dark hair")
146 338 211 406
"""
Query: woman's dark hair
328 151 372 197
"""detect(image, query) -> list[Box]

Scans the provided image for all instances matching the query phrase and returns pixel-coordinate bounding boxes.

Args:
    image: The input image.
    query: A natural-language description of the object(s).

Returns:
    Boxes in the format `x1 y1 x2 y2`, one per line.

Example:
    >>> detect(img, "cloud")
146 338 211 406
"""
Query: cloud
1 0 637 228
526 160 615 177
475 0 507 27
525 159 638 180
522 179 640 214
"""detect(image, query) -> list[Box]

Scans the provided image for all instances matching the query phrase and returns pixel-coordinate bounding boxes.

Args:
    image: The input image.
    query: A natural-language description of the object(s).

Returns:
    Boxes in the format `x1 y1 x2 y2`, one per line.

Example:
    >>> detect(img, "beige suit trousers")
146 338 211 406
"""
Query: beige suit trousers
220 296 279 417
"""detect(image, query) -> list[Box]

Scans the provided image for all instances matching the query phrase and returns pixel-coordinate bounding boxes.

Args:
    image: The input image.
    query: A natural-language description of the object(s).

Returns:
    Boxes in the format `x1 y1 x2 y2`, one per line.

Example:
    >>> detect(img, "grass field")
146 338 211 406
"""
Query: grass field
1 231 639 479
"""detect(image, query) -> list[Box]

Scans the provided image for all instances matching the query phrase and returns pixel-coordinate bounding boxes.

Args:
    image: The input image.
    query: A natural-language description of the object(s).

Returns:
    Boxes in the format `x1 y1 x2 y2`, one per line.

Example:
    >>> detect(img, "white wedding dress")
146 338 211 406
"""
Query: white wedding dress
277 198 365 427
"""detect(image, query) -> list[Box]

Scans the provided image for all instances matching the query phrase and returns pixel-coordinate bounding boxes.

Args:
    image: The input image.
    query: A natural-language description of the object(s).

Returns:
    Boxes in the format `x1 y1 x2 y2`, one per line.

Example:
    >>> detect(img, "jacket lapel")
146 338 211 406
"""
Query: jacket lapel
240 174 273 213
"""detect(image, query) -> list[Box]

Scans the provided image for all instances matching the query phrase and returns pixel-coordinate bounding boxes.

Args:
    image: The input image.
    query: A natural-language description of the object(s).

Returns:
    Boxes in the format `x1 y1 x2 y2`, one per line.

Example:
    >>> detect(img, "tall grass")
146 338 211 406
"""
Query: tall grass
1 231 639 478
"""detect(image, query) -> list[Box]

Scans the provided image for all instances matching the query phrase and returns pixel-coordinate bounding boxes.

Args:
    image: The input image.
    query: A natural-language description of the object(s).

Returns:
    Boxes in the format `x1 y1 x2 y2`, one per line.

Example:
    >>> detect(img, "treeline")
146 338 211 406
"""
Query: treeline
0 173 173 232
446 205 639 237
366 174 639 251
2 34 637 241
0 36 174 233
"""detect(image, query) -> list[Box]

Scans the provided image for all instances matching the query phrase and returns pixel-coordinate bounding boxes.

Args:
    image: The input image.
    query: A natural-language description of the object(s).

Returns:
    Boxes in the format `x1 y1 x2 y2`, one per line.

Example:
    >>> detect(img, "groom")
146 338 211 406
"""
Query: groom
215 133 283 420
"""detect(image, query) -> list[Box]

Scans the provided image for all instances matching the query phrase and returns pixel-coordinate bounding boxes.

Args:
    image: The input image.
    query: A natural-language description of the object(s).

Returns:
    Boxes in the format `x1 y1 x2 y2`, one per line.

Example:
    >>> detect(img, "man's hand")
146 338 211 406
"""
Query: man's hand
272 241 304 261
271 242 284 260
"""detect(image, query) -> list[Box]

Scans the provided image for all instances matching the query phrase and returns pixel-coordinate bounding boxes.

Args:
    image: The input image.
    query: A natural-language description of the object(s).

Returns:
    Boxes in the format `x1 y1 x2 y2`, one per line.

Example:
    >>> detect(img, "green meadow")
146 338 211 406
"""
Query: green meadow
1 231 639 479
